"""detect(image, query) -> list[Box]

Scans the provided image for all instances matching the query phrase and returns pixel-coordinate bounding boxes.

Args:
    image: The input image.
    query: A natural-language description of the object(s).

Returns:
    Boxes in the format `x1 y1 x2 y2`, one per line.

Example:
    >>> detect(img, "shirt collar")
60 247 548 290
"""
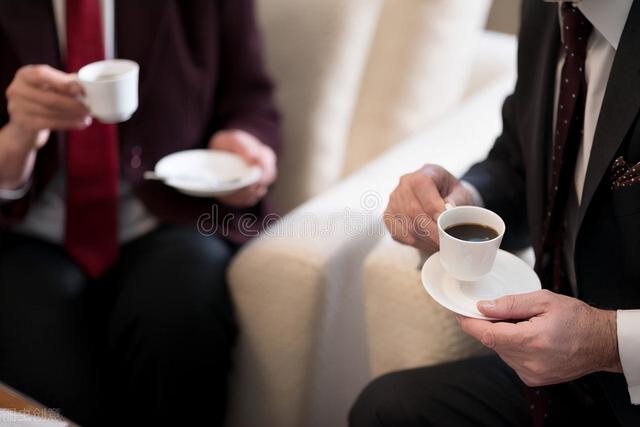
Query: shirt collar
572 0 633 50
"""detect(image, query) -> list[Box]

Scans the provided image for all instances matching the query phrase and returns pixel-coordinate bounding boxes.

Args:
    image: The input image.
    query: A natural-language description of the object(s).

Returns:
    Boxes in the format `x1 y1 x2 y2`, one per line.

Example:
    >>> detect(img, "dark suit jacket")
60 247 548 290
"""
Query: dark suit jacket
463 0 640 423
0 0 280 244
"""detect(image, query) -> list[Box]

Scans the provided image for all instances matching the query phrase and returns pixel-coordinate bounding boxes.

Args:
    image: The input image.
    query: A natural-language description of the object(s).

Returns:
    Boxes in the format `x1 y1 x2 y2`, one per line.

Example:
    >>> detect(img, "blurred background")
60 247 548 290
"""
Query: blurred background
260 0 522 214
487 0 521 34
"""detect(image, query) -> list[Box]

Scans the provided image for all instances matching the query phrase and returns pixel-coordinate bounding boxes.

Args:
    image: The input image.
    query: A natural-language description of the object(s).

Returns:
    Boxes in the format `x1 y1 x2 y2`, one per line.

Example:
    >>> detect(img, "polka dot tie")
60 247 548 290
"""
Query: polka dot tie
528 4 592 427
534 3 592 295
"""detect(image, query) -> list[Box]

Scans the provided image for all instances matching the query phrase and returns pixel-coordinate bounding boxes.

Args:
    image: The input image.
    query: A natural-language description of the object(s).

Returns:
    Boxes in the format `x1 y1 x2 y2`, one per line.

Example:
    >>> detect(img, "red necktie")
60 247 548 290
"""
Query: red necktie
65 0 119 278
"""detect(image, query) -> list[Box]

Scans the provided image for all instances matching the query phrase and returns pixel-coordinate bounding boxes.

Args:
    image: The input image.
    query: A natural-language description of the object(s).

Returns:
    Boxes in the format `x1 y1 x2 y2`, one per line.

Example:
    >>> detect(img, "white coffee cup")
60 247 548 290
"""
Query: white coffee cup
77 59 139 124
437 205 505 281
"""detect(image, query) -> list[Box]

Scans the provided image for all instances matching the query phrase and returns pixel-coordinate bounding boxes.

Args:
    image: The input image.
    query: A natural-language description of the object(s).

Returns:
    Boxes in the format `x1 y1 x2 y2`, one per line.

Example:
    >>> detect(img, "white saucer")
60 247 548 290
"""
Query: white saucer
421 249 541 320
153 149 262 197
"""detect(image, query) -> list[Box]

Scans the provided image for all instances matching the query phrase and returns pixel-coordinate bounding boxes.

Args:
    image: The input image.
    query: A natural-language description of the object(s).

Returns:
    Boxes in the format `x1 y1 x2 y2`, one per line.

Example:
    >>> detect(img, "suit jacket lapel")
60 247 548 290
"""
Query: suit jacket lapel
0 0 61 69
577 0 640 232
525 4 560 239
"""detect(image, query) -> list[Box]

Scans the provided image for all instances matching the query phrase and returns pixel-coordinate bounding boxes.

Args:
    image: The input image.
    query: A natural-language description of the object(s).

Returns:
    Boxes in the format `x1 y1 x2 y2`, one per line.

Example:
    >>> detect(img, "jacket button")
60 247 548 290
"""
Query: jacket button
130 156 142 169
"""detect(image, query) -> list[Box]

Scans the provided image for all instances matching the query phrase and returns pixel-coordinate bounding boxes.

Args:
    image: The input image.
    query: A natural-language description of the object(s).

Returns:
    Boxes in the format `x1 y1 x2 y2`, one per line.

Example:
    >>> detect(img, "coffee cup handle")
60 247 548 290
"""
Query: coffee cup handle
444 202 455 211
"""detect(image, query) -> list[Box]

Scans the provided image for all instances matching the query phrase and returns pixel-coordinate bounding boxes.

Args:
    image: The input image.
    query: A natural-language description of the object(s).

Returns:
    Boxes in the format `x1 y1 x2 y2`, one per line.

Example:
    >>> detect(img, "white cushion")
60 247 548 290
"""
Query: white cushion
257 0 383 212
343 0 492 175
463 31 518 99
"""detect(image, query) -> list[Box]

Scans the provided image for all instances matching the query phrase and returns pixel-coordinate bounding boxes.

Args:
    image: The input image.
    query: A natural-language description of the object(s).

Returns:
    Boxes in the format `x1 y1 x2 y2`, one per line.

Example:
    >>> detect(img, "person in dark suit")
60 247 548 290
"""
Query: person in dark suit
350 0 640 426
0 0 279 425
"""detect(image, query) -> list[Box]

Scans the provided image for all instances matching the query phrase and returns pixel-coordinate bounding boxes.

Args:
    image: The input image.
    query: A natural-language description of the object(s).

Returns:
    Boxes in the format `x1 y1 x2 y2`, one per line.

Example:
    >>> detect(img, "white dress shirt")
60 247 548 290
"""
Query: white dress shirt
2 0 158 244
467 0 639 405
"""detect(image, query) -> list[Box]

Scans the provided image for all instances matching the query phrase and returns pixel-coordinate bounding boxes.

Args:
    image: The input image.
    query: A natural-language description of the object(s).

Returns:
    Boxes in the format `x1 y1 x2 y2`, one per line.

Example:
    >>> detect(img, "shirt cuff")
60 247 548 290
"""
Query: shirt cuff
617 309 640 405
460 180 484 207
0 180 30 202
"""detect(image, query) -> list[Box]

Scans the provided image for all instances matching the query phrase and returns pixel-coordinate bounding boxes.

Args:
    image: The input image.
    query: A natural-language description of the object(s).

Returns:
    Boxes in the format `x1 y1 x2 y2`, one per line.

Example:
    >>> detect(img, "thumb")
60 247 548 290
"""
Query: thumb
445 182 474 207
477 291 550 320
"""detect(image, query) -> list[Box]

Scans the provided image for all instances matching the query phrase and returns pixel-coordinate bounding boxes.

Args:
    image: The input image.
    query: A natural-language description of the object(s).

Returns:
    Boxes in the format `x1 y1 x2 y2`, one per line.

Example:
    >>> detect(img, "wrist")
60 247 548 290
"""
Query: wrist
4 121 44 150
0 123 40 190
593 308 623 373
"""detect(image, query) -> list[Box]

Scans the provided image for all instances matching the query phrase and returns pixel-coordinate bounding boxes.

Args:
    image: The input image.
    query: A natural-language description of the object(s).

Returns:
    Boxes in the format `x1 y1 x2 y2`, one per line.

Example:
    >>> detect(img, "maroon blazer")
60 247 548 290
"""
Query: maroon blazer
0 0 280 244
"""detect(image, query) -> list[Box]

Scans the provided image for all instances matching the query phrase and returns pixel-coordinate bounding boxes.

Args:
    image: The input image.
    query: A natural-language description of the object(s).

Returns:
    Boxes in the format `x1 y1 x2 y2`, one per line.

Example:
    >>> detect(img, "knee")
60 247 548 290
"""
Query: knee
128 276 234 345
0 252 87 308
112 234 237 350
350 372 428 427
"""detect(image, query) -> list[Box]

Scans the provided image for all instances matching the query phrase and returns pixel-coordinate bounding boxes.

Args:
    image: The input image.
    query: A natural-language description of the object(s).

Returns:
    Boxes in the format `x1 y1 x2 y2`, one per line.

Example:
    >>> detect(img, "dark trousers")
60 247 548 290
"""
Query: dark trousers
0 226 237 426
349 355 623 427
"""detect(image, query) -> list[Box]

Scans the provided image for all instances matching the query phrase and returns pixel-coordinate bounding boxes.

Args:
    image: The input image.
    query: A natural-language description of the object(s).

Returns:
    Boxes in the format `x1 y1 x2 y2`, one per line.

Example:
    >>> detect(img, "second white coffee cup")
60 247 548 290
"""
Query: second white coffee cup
77 59 139 124
437 205 505 282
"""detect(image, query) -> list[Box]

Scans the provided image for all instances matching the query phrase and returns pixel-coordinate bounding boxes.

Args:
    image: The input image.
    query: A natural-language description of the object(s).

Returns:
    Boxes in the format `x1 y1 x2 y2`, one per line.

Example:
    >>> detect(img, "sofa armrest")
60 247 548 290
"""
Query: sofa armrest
226 193 384 427
363 235 489 378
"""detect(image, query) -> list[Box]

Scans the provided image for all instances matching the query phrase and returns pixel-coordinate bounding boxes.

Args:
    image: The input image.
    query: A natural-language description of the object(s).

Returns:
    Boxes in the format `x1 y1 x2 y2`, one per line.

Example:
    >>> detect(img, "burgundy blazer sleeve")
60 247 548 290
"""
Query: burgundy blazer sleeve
213 0 281 154
0 22 27 223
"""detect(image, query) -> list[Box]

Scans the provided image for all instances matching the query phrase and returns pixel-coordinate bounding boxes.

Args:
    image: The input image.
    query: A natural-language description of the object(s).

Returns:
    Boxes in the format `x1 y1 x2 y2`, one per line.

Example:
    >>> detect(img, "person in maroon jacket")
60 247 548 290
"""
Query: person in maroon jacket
0 1 280 425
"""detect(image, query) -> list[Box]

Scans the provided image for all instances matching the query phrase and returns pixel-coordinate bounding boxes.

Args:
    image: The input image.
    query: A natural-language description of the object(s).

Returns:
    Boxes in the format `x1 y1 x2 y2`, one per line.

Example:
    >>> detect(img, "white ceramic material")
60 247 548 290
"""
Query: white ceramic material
422 249 542 320
153 149 262 198
437 205 505 281
77 59 139 123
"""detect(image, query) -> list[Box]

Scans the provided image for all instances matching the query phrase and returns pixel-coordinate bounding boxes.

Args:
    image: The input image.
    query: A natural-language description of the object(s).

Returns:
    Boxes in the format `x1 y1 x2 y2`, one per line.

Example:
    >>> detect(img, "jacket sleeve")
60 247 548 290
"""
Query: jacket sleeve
462 91 530 250
213 0 281 154
460 0 533 251
0 26 28 224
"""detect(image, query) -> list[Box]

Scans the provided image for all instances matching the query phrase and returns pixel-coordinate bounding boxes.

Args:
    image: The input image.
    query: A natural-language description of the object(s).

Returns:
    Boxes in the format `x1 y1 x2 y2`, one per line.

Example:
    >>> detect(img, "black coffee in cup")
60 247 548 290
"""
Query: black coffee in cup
444 223 499 242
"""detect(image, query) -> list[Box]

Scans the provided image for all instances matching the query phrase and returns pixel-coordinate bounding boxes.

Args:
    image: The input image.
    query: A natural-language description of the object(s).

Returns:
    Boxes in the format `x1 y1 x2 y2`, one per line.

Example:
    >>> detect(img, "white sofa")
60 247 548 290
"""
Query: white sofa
226 32 517 427
259 0 493 213
226 1 518 426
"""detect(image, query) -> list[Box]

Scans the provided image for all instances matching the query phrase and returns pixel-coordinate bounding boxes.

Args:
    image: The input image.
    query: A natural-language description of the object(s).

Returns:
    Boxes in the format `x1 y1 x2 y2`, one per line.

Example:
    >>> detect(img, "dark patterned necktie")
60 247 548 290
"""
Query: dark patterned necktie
534 3 592 295
527 4 592 426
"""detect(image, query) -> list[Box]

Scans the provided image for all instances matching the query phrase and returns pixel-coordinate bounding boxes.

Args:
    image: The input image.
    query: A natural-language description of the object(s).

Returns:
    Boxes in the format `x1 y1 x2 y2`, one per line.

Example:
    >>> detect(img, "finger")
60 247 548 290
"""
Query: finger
458 316 524 348
257 148 277 186
383 203 414 245
397 183 440 249
240 183 267 200
218 190 260 208
457 316 493 343
209 132 236 151
10 79 88 115
384 184 435 251
411 175 447 219
11 112 91 131
213 131 260 159
445 183 474 207
477 290 553 321
396 186 436 247
19 65 83 96
412 213 439 250
12 97 90 123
